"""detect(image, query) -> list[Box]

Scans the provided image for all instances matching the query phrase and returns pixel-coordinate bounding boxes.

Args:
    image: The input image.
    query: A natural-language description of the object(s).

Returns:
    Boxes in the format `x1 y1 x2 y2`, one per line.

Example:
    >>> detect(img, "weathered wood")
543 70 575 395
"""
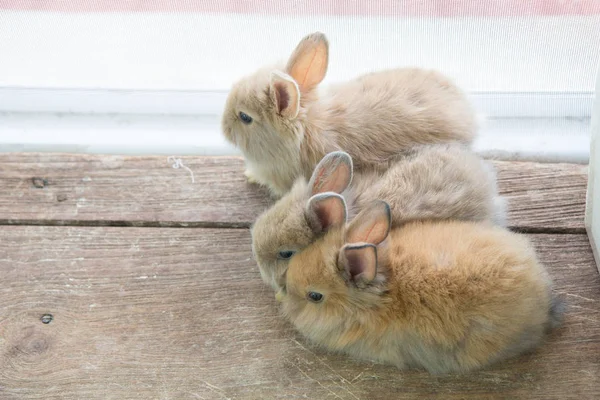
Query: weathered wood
0 227 598 400
0 153 588 232
494 160 588 233
0 153 272 228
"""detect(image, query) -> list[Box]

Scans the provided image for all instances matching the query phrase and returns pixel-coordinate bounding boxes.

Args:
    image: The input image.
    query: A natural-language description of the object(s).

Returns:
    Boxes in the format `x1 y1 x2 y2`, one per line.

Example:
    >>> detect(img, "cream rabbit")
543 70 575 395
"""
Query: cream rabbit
251 145 506 292
279 198 563 374
222 32 478 197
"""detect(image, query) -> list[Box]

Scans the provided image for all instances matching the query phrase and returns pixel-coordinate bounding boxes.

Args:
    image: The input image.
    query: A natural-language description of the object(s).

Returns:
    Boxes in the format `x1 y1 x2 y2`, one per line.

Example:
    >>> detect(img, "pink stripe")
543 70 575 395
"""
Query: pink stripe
1 0 599 16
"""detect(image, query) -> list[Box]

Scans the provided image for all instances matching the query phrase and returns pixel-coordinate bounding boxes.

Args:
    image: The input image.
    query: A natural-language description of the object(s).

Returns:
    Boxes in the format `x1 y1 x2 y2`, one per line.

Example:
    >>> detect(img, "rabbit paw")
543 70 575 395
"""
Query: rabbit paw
244 169 260 184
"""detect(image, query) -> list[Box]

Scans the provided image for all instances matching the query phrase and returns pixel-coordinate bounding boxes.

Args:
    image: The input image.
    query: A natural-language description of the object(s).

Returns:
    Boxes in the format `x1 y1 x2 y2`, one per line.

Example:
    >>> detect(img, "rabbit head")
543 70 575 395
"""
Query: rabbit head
251 151 353 291
221 32 329 192
280 198 392 340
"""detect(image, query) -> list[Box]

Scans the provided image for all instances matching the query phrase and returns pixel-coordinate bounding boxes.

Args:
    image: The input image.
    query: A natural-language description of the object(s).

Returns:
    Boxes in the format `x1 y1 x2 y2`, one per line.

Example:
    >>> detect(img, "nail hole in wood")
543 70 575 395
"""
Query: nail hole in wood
41 314 53 324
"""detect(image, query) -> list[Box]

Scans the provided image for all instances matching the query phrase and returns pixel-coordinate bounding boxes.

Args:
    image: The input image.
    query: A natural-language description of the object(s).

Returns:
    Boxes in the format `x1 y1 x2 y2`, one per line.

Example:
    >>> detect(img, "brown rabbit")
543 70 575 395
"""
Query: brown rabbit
279 198 563 374
251 144 506 292
222 32 478 197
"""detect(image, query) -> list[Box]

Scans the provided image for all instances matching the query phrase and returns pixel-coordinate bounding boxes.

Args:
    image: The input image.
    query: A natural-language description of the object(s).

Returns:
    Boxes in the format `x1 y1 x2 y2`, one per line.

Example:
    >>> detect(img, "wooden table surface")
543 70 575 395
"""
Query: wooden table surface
0 153 598 400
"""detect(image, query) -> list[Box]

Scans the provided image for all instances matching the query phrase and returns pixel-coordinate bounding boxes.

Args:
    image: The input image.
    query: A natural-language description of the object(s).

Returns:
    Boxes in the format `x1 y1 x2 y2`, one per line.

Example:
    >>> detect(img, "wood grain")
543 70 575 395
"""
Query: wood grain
1 227 598 400
494 160 588 233
0 153 588 232
0 153 271 228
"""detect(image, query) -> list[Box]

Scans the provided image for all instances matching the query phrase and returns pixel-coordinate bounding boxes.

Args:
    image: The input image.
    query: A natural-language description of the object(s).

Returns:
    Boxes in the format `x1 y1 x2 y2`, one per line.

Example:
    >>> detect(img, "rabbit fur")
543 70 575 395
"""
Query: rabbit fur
251 144 507 292
279 198 563 374
222 32 478 197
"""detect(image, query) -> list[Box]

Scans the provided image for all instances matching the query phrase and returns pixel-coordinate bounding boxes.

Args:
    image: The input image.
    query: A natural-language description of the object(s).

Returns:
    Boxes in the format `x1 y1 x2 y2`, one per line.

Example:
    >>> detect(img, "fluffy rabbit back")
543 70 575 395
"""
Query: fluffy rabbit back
346 143 507 226
325 68 477 168
383 221 556 372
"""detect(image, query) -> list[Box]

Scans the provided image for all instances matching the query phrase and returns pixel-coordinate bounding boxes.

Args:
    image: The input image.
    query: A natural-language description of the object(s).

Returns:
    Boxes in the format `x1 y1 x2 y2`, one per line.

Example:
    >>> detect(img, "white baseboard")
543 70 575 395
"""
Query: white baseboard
0 112 590 164
472 118 590 164
0 87 594 119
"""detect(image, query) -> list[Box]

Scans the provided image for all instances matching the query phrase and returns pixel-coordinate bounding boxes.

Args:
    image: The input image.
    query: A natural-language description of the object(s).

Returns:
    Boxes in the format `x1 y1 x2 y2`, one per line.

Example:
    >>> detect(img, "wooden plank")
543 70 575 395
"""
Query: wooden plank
0 226 598 400
0 153 588 231
494 160 588 233
0 153 271 228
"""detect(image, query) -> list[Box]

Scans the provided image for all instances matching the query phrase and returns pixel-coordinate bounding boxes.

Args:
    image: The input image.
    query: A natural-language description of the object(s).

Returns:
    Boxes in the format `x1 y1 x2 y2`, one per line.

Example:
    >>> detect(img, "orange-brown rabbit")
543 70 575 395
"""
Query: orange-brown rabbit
222 32 478 197
252 145 506 292
279 198 563 374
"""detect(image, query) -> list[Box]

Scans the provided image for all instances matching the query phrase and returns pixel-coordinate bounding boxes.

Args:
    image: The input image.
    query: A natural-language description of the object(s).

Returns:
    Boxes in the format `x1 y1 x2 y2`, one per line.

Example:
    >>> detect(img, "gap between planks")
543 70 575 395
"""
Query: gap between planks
0 153 589 233
0 219 588 234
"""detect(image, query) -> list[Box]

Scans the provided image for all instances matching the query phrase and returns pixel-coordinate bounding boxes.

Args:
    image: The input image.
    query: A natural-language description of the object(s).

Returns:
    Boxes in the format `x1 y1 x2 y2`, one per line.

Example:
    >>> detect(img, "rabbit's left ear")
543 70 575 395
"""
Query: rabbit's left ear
286 32 329 92
339 243 377 285
270 71 300 119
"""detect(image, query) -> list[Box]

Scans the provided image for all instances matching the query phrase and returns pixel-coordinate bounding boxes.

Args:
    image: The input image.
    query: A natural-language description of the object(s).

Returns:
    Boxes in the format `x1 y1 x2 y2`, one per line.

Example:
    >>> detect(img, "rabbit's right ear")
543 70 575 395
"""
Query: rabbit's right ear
305 192 347 234
345 200 391 246
286 32 329 92
270 71 300 118
308 151 353 196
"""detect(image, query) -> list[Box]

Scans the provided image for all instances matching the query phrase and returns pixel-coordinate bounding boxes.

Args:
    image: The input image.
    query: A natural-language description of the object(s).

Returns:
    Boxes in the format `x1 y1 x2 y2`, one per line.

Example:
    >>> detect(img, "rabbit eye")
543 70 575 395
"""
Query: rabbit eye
307 291 323 303
239 112 253 124
277 250 295 260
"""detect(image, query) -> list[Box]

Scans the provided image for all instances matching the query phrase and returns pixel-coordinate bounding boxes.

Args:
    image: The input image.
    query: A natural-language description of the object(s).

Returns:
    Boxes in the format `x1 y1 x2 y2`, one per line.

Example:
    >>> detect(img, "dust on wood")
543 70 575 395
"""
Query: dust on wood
0 227 598 400
0 154 588 232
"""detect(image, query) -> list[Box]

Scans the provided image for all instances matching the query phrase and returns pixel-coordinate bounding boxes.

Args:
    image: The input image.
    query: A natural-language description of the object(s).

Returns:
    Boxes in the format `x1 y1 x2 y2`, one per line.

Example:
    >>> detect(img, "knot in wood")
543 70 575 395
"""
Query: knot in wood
8 326 52 360
31 177 48 188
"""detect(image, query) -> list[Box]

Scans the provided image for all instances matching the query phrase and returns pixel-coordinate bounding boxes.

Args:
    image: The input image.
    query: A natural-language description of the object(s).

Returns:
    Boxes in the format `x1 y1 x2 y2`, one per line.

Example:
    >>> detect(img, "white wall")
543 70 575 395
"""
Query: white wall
586 67 600 270
0 11 598 92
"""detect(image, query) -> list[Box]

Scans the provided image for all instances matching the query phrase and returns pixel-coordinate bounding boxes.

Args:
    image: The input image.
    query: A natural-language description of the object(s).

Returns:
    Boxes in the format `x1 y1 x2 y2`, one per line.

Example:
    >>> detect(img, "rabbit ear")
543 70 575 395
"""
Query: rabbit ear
339 243 377 285
345 201 391 245
286 32 329 92
270 71 300 119
305 192 347 234
308 151 353 196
